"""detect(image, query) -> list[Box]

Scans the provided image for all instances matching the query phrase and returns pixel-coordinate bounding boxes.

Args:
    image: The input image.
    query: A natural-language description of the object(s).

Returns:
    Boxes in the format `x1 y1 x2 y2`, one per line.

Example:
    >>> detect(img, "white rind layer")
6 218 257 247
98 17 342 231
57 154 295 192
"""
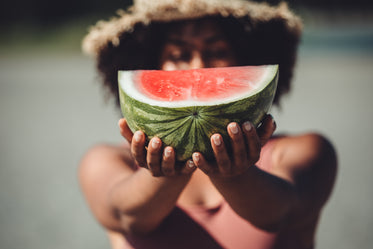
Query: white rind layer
118 65 278 108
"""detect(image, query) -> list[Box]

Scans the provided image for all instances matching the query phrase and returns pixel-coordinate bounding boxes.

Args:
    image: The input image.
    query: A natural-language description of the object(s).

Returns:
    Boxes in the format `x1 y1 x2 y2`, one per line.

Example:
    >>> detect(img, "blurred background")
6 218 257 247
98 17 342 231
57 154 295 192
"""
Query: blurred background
0 0 372 248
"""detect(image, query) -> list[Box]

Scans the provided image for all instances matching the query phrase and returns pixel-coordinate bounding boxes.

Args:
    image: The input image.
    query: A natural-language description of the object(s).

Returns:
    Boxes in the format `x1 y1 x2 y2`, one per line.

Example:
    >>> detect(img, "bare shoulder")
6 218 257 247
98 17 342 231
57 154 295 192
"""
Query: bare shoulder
79 143 136 185
271 133 337 224
78 143 136 230
273 133 337 176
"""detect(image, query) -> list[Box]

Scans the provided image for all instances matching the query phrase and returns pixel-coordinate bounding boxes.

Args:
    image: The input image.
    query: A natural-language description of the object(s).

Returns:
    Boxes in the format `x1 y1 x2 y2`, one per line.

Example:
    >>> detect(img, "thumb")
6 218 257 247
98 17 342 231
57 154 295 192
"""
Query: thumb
118 118 134 142
257 114 276 146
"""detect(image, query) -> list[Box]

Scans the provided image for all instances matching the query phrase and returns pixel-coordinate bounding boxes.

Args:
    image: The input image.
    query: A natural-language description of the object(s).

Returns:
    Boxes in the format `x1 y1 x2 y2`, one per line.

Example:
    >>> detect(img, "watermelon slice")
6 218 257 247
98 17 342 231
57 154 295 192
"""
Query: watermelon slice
119 65 278 162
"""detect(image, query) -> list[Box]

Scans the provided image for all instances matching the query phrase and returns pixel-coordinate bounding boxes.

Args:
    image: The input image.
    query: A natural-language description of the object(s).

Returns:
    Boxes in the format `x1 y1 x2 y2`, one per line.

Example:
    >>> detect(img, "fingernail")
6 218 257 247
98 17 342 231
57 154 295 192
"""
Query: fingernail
164 148 172 158
151 139 160 149
243 121 252 132
229 123 239 134
187 160 195 168
118 119 123 127
193 153 200 162
134 131 142 142
213 135 222 146
272 118 276 125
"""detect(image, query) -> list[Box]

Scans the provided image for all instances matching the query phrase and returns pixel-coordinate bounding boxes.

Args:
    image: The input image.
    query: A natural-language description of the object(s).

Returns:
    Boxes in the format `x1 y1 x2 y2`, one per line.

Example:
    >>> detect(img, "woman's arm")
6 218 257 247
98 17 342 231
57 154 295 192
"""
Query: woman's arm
79 120 196 235
193 116 337 232
108 164 194 235
209 165 296 232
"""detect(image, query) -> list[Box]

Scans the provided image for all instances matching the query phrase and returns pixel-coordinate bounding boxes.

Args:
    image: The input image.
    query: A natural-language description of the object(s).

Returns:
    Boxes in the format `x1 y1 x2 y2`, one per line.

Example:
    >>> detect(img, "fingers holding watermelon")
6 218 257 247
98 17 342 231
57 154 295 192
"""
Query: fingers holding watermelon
159 146 197 176
192 152 213 175
131 131 148 168
242 121 261 165
118 118 134 142
214 121 260 177
161 147 176 176
147 137 164 176
227 122 247 170
180 160 197 175
257 114 277 146
119 118 152 169
119 118 196 177
193 116 276 178
192 131 250 178
211 134 232 175
119 115 275 178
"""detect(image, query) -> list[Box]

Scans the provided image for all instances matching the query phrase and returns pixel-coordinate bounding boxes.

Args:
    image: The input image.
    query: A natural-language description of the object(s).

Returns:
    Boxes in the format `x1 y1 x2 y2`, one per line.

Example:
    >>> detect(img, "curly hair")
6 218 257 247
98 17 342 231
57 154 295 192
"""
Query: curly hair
96 15 300 107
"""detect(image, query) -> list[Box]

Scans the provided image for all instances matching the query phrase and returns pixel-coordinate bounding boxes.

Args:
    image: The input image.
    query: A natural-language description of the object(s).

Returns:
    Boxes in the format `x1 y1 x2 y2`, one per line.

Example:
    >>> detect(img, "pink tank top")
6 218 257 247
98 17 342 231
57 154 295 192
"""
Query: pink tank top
123 140 279 249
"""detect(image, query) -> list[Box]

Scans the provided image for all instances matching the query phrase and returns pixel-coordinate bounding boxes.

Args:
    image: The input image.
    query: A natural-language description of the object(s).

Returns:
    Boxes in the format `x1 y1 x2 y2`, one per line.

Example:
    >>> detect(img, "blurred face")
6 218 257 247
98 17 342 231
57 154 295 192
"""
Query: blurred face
159 19 239 70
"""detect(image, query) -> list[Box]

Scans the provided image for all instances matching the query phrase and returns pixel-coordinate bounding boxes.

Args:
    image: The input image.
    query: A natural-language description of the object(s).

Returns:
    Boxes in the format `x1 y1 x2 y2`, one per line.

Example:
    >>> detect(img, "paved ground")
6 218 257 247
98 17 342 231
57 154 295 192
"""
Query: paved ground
1 21 373 249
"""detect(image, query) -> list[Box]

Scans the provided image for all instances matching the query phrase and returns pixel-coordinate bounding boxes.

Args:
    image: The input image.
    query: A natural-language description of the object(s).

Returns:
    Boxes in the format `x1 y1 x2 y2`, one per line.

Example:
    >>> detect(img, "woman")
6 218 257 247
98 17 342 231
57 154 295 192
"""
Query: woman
80 1 337 248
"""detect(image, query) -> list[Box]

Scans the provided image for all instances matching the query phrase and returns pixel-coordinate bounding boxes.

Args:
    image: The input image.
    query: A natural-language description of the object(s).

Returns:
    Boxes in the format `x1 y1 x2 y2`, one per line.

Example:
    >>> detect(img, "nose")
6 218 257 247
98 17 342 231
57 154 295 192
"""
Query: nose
189 51 205 69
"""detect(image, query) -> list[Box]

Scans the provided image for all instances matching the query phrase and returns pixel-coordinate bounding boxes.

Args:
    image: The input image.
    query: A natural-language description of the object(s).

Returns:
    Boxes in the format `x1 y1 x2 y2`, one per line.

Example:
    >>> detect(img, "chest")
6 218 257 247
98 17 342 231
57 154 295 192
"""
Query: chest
179 202 277 249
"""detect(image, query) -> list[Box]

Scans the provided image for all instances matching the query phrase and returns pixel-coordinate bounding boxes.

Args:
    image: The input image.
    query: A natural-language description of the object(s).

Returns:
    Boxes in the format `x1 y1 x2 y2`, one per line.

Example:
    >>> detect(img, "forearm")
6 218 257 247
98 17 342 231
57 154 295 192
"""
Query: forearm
210 165 296 231
109 168 191 234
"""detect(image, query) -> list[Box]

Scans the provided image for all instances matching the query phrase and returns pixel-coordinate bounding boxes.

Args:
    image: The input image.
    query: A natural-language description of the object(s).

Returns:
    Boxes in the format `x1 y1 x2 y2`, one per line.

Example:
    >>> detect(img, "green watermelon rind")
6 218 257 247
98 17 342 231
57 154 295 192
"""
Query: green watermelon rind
119 67 278 162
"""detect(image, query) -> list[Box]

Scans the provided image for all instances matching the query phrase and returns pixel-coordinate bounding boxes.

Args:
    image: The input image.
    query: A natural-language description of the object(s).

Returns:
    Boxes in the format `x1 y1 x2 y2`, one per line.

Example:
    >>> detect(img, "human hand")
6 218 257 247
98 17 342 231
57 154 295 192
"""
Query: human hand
118 118 196 177
192 114 276 178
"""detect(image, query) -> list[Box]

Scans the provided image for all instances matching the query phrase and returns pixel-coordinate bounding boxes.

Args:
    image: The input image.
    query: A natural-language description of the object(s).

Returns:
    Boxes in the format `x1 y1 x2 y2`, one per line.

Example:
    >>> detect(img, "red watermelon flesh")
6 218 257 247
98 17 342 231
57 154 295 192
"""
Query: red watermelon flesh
136 66 265 102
